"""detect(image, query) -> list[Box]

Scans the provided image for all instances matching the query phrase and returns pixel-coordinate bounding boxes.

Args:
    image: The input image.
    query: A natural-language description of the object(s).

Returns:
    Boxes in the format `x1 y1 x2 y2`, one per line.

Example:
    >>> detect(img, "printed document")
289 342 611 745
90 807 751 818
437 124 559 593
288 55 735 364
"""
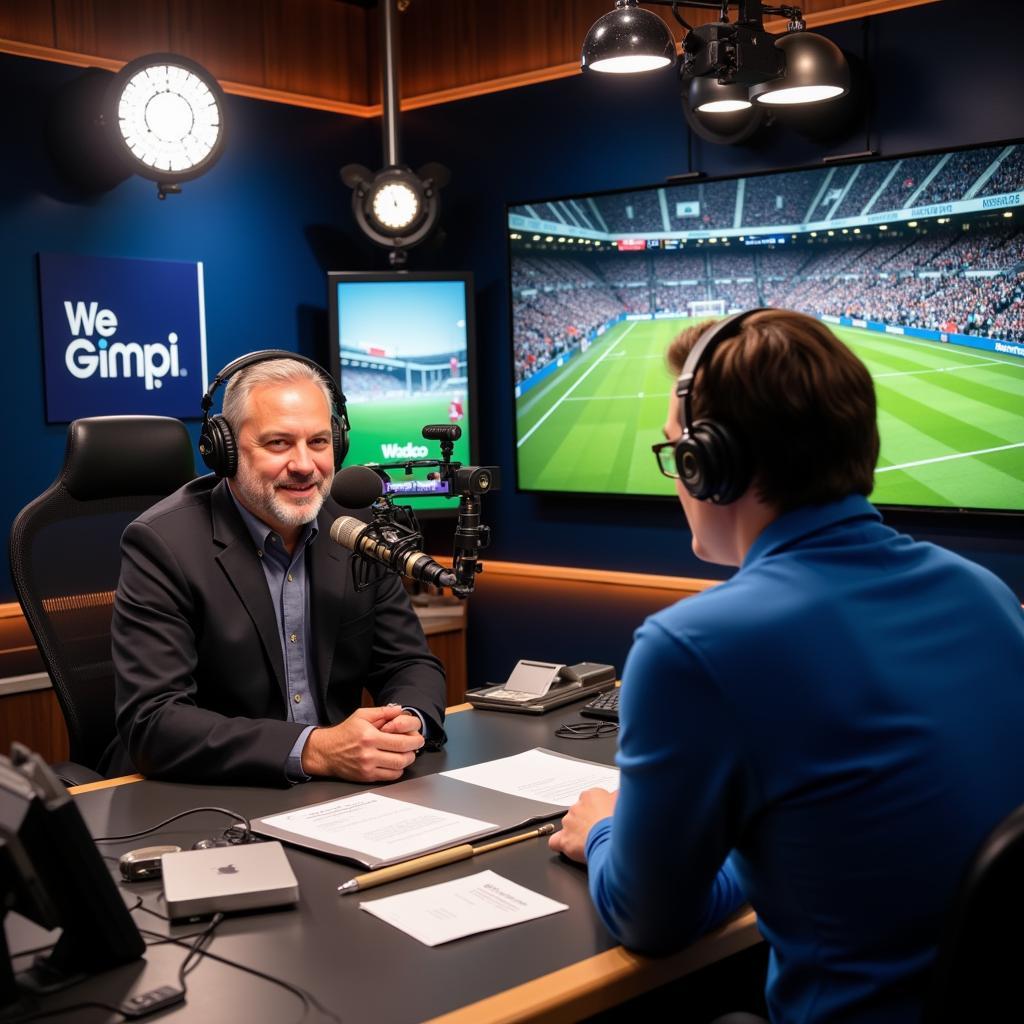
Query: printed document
258 793 495 862
360 869 568 946
441 748 619 807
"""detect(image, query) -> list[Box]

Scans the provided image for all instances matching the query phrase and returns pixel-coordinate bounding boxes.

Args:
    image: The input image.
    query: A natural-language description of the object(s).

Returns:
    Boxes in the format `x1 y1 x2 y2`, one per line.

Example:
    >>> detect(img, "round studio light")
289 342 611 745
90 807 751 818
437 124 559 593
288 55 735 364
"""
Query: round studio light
370 179 421 231
688 76 752 113
108 54 225 184
749 32 849 106
581 0 676 74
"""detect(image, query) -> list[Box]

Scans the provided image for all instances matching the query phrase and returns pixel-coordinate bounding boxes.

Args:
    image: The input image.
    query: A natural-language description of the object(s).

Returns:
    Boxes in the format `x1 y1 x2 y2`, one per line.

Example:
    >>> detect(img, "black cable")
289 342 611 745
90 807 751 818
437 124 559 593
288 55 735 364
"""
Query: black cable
175 912 223 990
136 928 342 1024
4 1000 130 1022
93 806 251 845
671 2 693 31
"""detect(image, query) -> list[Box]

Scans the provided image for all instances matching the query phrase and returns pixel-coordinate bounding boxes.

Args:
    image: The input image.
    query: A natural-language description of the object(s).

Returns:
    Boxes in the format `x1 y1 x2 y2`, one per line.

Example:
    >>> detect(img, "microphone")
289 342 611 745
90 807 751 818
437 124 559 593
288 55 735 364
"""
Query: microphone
329 515 457 589
331 465 387 509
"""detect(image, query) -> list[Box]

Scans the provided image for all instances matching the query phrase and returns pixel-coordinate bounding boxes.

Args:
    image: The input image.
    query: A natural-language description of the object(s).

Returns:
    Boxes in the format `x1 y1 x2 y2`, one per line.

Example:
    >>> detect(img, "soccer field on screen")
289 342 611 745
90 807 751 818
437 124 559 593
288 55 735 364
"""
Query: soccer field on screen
346 394 470 511
514 318 1024 511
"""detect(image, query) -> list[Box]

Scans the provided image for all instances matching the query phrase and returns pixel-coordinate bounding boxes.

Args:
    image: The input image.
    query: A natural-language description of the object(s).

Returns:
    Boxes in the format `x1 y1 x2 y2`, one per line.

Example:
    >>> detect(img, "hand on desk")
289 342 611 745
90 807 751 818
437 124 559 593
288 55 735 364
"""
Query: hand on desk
549 788 617 863
300 705 424 782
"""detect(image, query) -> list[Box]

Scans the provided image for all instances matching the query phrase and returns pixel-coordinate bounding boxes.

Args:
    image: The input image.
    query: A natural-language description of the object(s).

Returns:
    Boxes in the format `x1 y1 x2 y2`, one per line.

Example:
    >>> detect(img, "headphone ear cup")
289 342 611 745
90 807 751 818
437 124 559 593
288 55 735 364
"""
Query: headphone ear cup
331 414 349 468
676 419 751 505
199 414 238 478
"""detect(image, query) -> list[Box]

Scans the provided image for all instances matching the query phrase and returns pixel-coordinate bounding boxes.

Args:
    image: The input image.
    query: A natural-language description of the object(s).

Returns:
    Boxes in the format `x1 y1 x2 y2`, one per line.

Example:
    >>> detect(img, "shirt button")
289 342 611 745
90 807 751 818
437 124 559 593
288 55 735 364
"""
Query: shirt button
256 549 263 558
289 632 298 643
287 573 294 582
293 693 302 704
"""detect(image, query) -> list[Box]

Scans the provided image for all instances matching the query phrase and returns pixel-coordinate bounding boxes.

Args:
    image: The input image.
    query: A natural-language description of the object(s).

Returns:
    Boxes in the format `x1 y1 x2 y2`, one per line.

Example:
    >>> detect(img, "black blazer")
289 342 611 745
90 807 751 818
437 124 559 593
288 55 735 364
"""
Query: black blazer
105 476 446 785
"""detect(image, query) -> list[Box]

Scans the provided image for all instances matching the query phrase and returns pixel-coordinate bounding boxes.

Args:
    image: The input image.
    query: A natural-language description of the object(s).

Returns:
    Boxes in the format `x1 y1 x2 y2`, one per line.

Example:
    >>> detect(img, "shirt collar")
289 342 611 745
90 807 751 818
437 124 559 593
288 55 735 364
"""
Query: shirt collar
226 484 319 553
742 494 881 569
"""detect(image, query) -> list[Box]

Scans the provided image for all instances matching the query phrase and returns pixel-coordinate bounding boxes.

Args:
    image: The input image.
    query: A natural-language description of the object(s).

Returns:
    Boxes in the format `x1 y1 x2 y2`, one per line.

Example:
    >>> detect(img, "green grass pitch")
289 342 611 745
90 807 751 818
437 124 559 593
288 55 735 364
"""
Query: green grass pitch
515 318 1024 511
345 393 471 512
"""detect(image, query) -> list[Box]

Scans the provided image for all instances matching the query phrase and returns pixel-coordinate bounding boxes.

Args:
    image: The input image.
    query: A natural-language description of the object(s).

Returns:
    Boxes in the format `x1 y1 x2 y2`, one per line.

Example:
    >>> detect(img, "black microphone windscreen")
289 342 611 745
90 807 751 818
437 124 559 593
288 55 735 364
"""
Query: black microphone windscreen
331 465 386 509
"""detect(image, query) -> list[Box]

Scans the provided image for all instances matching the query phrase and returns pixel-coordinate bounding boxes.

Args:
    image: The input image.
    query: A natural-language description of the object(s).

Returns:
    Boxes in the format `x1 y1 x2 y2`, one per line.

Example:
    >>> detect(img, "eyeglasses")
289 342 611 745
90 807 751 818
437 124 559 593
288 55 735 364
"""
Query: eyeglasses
555 721 619 740
651 440 680 480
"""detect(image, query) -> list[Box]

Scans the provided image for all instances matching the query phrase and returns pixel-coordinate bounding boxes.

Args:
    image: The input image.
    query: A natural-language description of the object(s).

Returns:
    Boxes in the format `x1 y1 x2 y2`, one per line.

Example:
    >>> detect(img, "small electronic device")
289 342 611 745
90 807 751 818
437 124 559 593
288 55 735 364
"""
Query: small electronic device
468 661 615 714
579 688 620 722
119 845 182 882
161 841 299 921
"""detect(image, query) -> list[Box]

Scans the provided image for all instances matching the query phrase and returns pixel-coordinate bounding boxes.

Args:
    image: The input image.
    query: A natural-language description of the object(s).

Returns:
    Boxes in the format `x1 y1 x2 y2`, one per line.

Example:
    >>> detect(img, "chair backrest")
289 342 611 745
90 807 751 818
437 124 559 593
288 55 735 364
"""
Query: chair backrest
9 416 194 771
922 801 1024 1023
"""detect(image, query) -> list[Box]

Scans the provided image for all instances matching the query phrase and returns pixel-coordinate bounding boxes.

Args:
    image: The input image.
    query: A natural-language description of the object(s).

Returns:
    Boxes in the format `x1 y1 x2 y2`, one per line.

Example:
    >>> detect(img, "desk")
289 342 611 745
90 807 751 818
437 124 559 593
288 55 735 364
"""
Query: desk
10 703 760 1023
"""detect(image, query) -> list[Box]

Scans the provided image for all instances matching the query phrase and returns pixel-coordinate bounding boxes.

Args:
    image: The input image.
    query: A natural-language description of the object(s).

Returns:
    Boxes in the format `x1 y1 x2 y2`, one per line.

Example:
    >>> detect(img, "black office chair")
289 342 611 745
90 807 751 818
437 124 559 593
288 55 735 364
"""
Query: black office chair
8 416 194 784
921 801 1024 1023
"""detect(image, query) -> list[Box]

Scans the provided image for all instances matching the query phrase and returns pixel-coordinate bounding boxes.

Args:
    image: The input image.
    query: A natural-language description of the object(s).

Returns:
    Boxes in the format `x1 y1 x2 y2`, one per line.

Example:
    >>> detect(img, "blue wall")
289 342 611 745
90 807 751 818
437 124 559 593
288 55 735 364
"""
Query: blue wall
0 51 375 603
2 1 1023 683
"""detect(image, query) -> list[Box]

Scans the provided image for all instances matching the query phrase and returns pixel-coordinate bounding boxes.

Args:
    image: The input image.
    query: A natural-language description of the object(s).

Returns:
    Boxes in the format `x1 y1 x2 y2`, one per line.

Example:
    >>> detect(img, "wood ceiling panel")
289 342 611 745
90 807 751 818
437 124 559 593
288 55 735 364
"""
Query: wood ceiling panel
53 0 170 61
0 0 56 46
264 0 370 105
0 0 942 115
170 0 266 87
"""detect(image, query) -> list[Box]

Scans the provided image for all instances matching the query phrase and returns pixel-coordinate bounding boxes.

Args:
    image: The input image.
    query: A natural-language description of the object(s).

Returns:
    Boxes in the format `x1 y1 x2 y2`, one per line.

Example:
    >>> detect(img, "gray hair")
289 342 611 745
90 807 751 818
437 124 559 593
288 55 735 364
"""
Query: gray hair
221 358 334 435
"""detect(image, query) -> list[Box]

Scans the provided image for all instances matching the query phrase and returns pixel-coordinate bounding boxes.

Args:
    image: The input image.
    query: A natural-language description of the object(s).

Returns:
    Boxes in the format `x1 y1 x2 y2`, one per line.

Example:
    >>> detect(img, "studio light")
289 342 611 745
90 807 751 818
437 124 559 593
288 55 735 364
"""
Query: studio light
580 0 677 74
581 1 851 143
110 53 226 196
342 0 447 264
47 52 225 199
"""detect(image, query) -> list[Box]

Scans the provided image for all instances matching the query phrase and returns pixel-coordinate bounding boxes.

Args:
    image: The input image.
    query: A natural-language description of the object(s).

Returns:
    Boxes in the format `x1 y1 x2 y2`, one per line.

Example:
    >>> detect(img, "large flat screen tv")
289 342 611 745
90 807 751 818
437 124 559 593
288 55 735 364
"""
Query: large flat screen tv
507 140 1024 515
328 271 476 514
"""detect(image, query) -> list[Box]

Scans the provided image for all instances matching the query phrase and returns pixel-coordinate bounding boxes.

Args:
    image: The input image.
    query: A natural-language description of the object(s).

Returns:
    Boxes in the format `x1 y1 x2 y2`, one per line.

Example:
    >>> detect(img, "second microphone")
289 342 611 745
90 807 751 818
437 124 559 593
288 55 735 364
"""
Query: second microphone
329 515 457 590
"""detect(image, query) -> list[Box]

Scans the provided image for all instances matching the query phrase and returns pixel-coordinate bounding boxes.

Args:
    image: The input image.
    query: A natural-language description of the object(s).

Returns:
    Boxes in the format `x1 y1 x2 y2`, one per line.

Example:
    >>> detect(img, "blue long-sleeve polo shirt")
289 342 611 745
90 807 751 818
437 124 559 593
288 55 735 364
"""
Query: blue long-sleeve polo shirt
585 495 1024 1023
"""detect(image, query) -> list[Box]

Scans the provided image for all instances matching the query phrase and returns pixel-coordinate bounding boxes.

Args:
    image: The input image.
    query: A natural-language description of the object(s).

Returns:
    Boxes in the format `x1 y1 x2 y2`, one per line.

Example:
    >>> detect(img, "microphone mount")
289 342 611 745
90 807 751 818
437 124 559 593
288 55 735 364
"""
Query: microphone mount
342 424 498 599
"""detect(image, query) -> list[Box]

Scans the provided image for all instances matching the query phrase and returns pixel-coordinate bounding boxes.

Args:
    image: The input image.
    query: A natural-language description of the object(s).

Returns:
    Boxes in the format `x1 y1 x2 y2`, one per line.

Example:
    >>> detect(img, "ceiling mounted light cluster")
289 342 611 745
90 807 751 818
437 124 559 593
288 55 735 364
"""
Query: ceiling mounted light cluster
582 0 850 142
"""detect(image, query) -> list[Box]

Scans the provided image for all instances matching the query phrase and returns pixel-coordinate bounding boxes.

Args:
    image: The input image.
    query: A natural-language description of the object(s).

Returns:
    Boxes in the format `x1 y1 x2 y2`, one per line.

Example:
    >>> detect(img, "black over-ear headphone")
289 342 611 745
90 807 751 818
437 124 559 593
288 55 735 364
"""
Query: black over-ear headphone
674 309 767 505
198 349 350 478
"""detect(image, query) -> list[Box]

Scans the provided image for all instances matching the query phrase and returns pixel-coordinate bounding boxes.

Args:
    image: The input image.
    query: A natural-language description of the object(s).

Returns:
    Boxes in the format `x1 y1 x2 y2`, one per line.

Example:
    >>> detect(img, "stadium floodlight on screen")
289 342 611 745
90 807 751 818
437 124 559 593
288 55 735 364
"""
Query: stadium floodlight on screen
507 138 1024 517
328 271 477 515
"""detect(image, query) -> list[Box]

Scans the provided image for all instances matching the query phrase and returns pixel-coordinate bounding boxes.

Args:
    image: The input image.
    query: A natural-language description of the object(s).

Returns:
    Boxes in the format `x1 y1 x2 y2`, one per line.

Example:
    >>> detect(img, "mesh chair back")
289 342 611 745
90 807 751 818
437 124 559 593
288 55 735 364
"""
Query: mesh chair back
9 416 194 771
923 802 1024 1022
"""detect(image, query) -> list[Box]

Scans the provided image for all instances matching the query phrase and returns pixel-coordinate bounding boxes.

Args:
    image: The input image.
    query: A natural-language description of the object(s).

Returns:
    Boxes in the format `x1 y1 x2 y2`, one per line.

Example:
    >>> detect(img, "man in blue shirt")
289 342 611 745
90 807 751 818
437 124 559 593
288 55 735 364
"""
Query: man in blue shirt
550 309 1024 1023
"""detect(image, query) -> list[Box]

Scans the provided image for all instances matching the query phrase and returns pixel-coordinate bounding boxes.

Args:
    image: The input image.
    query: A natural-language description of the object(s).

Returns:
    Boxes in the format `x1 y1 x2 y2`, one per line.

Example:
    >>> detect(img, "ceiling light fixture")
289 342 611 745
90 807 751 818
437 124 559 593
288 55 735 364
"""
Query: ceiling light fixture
341 0 447 264
582 1 850 143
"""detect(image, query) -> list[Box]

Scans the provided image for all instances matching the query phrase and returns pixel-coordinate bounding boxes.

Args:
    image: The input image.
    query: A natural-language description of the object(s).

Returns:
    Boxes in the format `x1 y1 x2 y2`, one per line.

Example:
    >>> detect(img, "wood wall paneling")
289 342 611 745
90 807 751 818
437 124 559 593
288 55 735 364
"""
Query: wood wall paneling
264 0 371 106
53 0 170 63
0 689 70 764
171 0 267 89
0 0 55 46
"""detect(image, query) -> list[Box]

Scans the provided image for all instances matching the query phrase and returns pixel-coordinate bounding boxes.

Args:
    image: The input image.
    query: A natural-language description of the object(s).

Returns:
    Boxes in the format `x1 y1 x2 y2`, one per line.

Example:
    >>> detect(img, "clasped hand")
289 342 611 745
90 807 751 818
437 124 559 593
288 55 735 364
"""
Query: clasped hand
300 704 424 782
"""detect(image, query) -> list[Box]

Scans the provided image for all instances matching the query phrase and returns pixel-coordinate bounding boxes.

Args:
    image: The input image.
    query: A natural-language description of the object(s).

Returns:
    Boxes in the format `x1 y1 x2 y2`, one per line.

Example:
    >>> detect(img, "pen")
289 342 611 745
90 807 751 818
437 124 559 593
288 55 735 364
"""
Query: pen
337 822 556 895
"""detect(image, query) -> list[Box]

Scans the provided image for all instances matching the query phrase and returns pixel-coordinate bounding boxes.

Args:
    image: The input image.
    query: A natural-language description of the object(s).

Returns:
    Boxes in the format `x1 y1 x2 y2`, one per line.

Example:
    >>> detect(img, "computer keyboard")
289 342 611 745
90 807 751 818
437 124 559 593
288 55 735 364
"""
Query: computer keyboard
579 688 619 721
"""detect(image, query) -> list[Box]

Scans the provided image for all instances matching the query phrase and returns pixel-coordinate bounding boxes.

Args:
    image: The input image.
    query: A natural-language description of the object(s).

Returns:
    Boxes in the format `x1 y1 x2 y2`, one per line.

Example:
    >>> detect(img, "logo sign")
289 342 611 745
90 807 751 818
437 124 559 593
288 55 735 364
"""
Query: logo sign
38 252 208 422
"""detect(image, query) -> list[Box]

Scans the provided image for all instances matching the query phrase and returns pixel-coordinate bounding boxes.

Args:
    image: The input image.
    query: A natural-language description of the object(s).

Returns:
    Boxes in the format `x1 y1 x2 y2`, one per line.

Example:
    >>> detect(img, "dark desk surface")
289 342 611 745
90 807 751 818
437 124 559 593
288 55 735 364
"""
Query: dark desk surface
9 703 759 1024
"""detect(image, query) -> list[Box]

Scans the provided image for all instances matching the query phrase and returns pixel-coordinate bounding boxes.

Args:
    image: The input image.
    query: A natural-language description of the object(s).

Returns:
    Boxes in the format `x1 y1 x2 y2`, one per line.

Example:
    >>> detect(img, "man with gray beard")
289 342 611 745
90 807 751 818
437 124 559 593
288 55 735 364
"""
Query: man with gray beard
105 354 446 786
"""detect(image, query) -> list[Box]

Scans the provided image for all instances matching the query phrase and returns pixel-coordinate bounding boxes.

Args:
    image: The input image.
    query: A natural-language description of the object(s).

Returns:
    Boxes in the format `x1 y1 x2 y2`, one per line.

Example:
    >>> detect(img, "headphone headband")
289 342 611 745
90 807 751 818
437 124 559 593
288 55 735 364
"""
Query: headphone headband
201 349 345 414
198 349 349 478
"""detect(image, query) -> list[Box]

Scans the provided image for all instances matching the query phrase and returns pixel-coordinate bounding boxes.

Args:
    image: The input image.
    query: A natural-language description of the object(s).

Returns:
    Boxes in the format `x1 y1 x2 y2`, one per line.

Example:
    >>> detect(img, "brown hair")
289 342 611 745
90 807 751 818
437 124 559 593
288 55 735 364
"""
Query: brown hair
666 309 879 511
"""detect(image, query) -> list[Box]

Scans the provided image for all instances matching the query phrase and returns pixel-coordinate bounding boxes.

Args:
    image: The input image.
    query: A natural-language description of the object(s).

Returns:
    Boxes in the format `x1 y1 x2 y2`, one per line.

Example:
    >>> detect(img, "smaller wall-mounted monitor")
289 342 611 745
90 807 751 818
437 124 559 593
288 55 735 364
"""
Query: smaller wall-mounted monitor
328 272 476 514
507 139 1024 516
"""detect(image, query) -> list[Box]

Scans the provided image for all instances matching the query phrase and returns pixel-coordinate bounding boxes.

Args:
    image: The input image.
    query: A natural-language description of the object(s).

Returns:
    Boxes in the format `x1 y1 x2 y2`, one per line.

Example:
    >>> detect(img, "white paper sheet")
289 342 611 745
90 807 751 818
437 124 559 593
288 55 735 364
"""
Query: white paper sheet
258 793 495 861
360 869 569 946
440 748 619 807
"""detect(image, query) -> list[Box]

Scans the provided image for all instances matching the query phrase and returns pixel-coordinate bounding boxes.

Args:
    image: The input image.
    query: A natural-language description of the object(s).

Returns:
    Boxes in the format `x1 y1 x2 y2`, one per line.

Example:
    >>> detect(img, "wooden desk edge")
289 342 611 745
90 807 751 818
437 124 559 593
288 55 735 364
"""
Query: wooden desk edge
423 908 761 1024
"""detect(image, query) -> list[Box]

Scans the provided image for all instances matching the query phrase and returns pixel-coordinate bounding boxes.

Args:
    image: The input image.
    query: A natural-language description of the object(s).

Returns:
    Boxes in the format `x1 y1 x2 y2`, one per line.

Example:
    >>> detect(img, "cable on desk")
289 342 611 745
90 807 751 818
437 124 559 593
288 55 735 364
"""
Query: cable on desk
93 806 252 845
136 928 342 1024
555 721 619 740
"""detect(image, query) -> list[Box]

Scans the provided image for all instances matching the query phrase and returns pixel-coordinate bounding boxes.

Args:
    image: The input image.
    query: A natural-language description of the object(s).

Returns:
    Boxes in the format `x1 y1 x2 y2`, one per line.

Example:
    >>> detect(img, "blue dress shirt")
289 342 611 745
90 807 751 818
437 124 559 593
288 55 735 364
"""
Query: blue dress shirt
585 495 1024 1023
